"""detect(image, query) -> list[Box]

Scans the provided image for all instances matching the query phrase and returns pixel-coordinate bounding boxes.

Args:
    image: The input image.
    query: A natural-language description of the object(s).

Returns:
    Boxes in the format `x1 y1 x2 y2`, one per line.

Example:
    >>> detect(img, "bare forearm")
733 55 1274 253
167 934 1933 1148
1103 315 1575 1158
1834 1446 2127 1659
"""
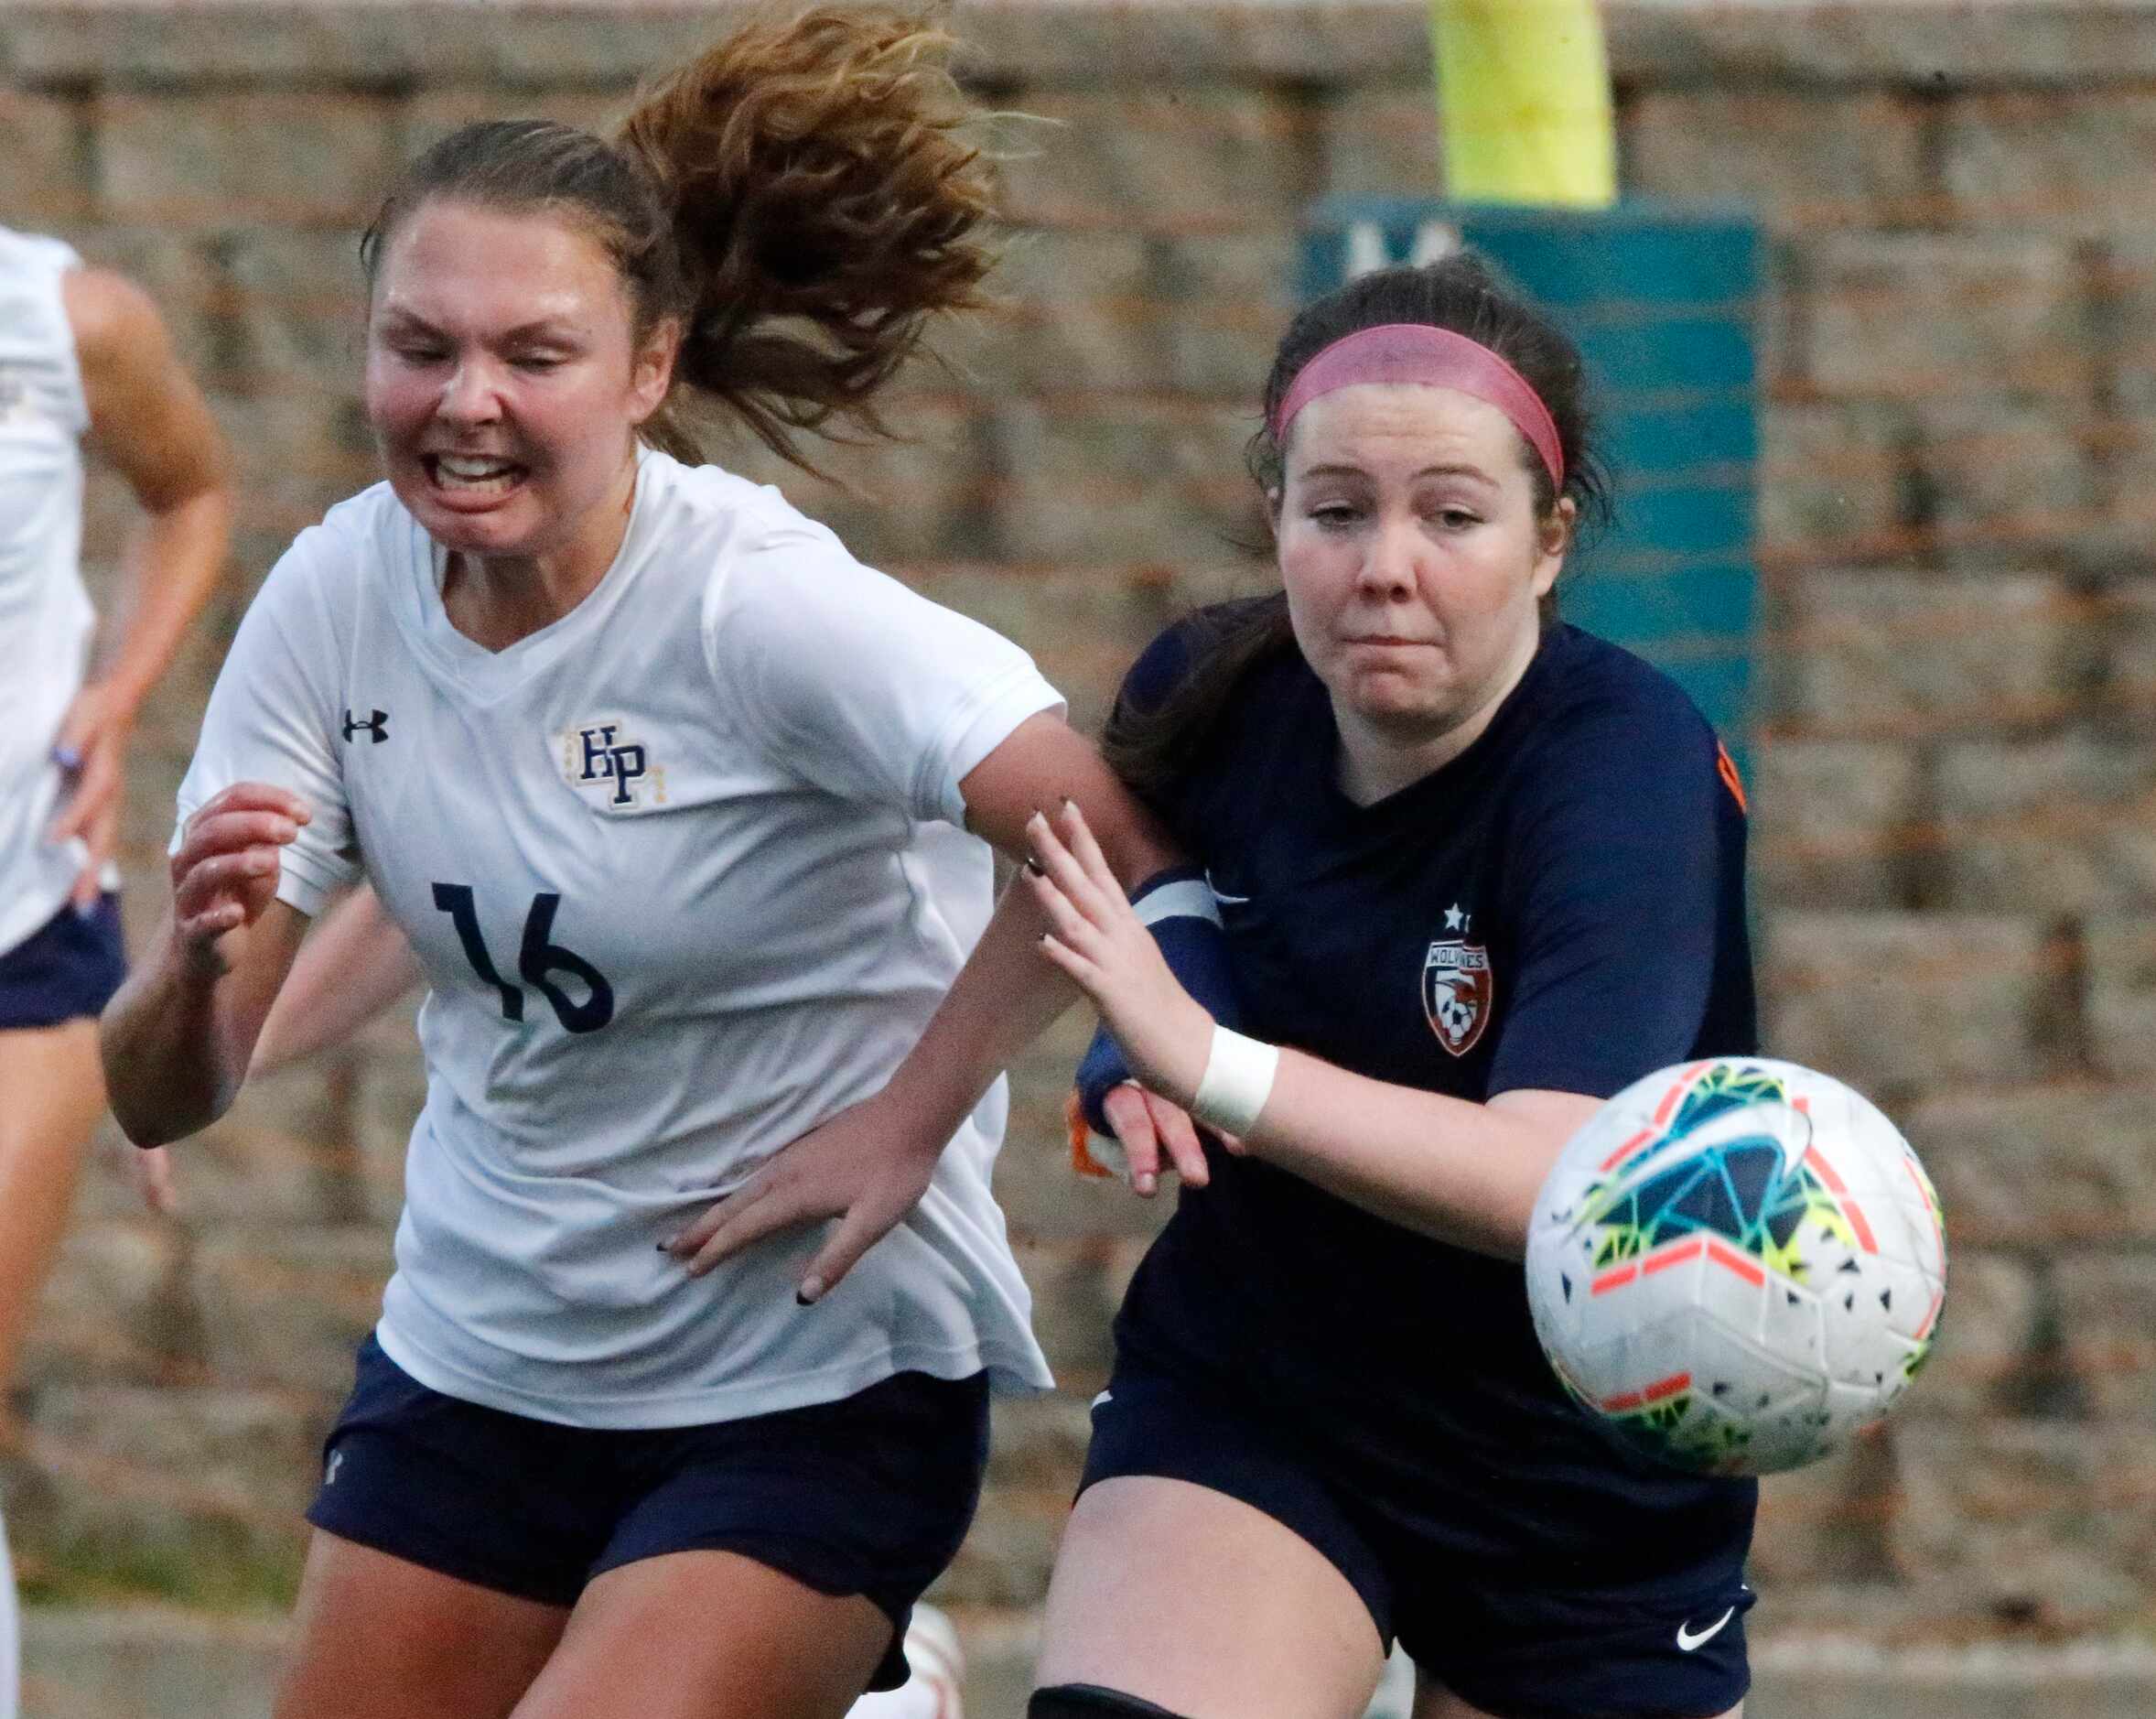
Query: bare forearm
1131 1032 1586 1260
94 486 233 714
111 789 314 1141
1239 1055 1558 1257
100 916 251 1145
102 892 306 1144
882 711 1180 1140
65 265 232 720
884 877 1078 1142
252 886 420 1074
877 800 1177 1149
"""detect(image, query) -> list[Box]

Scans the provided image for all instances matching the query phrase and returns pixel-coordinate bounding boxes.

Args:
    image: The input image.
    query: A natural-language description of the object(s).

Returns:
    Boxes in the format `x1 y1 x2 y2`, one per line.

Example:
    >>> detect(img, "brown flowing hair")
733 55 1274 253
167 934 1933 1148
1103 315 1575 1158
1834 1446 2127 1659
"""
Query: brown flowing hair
1103 253 1614 806
361 5 999 473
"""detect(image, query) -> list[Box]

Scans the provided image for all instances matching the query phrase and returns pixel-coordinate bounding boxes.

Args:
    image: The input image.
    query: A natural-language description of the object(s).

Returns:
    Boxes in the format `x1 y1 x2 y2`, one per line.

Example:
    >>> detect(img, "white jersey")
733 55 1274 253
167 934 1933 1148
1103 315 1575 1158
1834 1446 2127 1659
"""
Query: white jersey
0 227 94 957
178 449 1061 1426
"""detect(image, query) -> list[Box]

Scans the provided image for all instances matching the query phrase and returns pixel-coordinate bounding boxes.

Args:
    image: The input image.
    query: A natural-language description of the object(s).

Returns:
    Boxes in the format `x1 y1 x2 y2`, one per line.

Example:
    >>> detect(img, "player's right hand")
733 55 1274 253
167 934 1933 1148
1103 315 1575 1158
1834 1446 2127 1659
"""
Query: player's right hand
46 681 130 908
168 783 309 953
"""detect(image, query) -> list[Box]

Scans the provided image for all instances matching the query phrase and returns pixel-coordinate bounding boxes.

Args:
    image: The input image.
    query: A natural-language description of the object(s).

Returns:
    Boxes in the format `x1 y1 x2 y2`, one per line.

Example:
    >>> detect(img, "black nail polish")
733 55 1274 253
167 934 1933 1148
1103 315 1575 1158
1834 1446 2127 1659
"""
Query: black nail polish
794 1291 814 1307
1023 857 1044 875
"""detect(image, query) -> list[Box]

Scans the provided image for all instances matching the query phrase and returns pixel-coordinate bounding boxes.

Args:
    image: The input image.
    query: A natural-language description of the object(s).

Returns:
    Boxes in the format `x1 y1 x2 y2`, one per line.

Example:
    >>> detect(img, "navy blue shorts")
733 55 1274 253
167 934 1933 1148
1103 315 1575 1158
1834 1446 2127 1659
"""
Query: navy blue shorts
0 894 124 1030
309 1336 990 1692
1081 1360 1752 1719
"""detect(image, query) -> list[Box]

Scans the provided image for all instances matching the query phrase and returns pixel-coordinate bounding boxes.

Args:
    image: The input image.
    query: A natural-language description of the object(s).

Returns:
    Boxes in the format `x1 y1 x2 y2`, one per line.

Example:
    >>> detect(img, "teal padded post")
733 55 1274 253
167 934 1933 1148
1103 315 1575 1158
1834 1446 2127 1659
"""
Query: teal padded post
1299 200 1761 778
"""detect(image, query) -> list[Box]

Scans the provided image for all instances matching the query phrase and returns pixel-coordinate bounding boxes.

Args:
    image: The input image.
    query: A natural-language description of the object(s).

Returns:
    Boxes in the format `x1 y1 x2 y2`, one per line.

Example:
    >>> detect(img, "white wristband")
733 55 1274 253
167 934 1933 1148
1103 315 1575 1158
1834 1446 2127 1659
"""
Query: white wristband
1191 1026 1278 1139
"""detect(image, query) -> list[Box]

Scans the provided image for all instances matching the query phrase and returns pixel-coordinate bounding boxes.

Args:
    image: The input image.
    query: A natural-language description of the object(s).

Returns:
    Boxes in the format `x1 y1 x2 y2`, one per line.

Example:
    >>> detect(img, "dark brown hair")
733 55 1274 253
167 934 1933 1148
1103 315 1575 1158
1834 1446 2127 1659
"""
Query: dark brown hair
1105 252 1612 803
360 5 998 472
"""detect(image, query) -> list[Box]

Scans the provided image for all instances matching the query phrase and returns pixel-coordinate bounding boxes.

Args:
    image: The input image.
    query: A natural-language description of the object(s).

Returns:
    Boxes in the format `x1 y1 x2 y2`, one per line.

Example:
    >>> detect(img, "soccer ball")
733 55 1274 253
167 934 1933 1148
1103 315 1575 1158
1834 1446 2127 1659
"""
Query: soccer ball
1525 1057 1946 1476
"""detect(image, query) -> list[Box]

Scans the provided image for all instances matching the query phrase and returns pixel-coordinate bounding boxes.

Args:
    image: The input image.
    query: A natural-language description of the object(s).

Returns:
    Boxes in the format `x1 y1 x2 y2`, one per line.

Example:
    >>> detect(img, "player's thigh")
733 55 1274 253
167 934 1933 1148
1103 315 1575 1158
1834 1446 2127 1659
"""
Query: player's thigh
0 1022 108 1378
0 1022 106 1184
512 1548 892 1719
273 1529 567 1719
1035 1475 1385 1719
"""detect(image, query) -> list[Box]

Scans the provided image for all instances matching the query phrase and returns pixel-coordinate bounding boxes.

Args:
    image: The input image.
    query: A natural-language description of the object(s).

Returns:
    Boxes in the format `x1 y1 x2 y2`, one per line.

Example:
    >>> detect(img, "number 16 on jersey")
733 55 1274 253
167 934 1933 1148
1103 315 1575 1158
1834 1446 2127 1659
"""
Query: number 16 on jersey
431 883 616 1034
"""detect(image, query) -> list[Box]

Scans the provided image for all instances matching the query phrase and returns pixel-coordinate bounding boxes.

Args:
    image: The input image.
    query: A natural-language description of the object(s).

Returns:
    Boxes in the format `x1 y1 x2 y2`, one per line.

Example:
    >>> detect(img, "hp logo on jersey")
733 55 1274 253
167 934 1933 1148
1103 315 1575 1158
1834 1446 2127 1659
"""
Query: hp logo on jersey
559 719 667 813
1422 904 1493 1057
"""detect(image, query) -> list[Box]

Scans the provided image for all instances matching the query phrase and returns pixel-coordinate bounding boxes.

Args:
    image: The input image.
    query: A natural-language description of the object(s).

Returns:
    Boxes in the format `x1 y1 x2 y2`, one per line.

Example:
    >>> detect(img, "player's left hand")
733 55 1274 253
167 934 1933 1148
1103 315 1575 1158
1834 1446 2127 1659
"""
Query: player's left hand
664 1091 945 1303
1025 801 1214 1112
1102 1081 1219 1191
47 682 132 908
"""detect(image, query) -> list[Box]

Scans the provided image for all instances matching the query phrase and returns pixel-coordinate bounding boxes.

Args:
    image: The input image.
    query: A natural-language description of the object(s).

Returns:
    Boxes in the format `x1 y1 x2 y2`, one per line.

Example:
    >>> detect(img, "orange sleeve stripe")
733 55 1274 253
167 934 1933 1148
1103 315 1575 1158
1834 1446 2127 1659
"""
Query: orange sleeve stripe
1716 741 1748 814
1066 1088 1115 1180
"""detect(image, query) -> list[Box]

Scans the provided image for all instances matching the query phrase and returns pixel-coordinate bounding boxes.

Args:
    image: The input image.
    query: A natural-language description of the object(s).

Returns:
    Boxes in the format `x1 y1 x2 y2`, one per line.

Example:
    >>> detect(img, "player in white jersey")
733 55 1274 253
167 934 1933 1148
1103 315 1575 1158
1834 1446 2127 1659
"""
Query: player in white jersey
0 227 231 1719
240 883 976 1719
100 11 1193 1719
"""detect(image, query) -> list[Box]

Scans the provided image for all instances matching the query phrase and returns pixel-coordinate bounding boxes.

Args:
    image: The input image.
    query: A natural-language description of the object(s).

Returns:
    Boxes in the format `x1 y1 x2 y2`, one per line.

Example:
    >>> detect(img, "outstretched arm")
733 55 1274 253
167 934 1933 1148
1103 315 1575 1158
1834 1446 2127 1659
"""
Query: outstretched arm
846 711 1187 1176
52 268 233 905
667 711 1184 1298
1024 800 1600 1260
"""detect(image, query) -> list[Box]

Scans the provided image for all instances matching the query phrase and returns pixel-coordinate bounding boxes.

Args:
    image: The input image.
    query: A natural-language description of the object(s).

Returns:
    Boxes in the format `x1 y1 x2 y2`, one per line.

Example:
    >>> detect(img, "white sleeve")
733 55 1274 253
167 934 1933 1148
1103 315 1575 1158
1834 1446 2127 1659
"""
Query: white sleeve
171 528 358 916
704 520 1064 825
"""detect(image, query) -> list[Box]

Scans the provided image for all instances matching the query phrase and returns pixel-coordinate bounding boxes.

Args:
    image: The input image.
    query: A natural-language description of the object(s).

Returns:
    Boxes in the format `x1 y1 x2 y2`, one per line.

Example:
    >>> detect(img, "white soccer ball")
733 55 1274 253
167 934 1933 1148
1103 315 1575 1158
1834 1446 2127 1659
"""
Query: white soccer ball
1525 1057 1947 1476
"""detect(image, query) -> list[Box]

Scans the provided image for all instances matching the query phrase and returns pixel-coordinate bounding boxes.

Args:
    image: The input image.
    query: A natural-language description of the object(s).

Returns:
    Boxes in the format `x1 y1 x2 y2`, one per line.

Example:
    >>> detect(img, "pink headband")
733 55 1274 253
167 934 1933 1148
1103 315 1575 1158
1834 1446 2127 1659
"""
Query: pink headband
1269 323 1566 491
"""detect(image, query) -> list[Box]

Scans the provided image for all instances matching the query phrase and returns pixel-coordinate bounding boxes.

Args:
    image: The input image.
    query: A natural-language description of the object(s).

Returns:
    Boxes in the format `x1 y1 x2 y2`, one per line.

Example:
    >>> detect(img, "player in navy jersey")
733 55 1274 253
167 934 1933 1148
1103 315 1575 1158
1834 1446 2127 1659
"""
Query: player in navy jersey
1016 256 1759 1719
98 12 1198 1718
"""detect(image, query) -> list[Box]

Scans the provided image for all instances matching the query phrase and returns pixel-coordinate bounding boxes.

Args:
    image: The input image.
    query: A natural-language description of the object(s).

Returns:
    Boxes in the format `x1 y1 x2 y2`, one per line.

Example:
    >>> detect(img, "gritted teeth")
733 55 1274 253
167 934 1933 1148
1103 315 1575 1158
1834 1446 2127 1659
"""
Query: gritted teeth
437 454 518 481
426 452 527 495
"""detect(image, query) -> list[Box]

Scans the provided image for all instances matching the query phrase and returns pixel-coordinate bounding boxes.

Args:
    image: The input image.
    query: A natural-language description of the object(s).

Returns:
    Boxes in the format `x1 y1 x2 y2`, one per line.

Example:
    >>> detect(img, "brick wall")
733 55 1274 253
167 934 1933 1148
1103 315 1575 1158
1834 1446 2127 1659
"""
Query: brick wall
5 0 2153 1654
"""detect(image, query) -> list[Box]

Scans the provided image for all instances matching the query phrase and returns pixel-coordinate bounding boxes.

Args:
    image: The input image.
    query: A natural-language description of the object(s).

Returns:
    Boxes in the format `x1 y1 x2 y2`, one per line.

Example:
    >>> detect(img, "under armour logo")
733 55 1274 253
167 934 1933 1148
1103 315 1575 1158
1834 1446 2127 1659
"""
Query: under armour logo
341 708 388 744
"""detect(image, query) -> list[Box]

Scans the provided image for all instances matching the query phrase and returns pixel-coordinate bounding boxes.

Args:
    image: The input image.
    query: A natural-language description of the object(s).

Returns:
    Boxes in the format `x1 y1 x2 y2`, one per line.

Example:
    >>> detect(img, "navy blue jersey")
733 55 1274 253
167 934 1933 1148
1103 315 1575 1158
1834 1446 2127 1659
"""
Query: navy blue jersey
1110 607 1758 1580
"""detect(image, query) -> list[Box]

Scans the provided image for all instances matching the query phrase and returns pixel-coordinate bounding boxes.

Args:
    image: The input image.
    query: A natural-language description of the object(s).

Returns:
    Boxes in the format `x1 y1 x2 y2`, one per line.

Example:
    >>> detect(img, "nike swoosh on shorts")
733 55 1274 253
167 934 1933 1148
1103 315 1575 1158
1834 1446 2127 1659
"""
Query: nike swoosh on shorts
1676 1606 1737 1651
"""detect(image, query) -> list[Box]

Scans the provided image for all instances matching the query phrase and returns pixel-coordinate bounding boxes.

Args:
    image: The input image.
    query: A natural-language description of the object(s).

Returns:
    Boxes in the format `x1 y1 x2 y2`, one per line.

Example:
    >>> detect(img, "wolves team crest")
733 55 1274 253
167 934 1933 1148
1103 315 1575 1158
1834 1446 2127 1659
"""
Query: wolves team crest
1422 907 1493 1056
